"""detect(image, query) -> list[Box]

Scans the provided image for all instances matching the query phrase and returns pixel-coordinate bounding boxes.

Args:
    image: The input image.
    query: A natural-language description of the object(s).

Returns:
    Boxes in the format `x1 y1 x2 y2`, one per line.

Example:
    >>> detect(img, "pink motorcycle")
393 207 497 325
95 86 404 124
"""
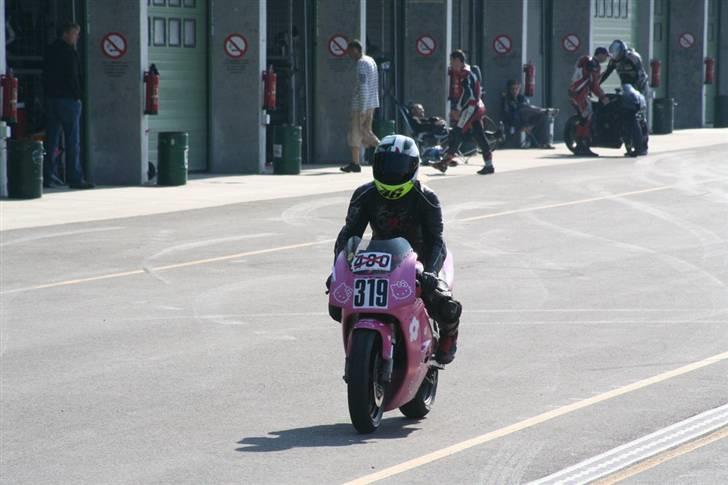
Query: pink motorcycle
329 236 454 433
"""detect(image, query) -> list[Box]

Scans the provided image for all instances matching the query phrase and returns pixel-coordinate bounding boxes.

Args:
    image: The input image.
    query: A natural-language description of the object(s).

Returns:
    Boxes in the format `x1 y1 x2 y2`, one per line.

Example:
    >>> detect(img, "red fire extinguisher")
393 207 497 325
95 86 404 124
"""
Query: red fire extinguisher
523 62 535 97
144 64 160 115
1 69 19 124
649 59 661 88
263 65 277 110
704 57 715 85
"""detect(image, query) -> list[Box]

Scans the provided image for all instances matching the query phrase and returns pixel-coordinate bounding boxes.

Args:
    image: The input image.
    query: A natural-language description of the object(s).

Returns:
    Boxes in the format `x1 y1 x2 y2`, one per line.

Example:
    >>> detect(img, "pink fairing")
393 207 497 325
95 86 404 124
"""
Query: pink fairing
330 238 452 411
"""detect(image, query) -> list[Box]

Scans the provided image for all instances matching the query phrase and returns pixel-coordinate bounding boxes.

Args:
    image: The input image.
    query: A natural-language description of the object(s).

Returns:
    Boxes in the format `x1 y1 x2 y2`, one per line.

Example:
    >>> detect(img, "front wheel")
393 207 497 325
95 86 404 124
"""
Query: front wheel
399 368 438 419
347 330 385 433
564 116 580 154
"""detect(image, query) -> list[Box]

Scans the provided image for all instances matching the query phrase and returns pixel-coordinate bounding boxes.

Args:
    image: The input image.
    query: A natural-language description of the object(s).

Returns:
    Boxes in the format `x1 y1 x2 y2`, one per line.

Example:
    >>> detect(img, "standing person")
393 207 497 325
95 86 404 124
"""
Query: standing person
568 47 610 157
432 49 494 175
601 40 648 94
43 22 93 189
340 40 380 173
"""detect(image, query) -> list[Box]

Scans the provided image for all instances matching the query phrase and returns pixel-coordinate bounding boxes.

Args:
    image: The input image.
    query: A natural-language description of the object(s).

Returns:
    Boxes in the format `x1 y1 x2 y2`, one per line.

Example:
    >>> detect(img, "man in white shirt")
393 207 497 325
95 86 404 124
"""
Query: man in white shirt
341 39 380 173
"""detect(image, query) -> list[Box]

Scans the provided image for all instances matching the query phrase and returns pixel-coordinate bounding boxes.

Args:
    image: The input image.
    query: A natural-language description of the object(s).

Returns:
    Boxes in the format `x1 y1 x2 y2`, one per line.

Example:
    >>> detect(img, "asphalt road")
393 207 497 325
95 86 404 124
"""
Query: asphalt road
2 141 727 484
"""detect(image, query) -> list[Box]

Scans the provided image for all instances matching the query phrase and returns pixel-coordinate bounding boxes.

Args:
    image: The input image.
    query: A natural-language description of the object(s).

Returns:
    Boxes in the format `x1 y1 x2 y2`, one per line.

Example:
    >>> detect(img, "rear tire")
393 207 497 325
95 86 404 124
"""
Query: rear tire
347 330 385 434
564 116 580 154
399 368 438 419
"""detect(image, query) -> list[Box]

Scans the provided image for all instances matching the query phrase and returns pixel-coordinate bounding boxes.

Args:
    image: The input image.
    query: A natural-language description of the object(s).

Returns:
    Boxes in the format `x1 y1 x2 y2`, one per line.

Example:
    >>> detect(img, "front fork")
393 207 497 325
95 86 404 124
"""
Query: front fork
343 320 396 384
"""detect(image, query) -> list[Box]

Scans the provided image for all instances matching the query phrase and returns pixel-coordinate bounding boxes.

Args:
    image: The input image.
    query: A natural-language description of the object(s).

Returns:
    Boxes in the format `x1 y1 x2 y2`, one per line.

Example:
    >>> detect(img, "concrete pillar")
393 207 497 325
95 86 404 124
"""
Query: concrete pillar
636 0 655 131
719 0 728 96
549 0 592 139
483 0 528 123
313 0 364 163
0 0 6 197
668 0 708 128
209 0 265 173
85 0 147 185
526 0 546 108
403 0 451 119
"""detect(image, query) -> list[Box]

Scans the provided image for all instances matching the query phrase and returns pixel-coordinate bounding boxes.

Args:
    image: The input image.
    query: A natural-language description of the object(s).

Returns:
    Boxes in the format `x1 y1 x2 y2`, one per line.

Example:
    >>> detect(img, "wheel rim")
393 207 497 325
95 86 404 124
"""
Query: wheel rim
369 353 384 418
422 369 438 406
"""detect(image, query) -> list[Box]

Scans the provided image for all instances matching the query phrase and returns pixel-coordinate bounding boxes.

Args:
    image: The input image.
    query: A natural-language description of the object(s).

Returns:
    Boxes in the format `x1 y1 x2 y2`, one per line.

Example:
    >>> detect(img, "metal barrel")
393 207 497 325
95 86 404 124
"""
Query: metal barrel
652 98 676 134
272 125 302 175
157 132 189 186
7 139 44 199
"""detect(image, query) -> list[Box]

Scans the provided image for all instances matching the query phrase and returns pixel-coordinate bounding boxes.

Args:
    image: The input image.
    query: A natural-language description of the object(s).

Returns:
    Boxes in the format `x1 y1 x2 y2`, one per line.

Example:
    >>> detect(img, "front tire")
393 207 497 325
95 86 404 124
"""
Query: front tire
399 368 439 419
564 116 580 154
347 330 385 434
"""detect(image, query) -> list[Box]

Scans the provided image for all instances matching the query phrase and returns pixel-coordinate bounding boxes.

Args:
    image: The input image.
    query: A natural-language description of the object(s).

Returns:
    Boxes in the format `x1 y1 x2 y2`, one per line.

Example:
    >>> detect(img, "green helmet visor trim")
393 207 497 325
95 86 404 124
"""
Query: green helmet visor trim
374 179 415 200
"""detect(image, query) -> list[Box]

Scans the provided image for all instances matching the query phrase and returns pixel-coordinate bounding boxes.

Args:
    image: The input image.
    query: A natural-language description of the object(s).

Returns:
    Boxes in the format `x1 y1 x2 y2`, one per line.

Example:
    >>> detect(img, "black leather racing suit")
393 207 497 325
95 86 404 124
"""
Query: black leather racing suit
600 49 648 93
331 181 459 335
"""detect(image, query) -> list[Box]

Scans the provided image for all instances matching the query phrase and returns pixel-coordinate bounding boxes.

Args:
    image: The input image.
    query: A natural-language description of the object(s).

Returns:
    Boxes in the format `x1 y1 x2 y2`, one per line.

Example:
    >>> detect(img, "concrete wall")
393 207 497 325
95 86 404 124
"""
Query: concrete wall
209 0 265 173
636 0 655 129
313 0 363 163
0 0 6 197
719 0 728 96
668 0 708 128
85 0 146 185
526 0 546 108
403 0 450 119
549 0 592 139
483 0 528 123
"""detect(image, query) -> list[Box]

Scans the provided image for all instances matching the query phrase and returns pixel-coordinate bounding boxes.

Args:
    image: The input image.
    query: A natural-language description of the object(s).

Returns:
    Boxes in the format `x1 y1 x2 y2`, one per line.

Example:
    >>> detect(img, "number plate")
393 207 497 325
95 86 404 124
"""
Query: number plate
351 252 392 273
353 278 389 309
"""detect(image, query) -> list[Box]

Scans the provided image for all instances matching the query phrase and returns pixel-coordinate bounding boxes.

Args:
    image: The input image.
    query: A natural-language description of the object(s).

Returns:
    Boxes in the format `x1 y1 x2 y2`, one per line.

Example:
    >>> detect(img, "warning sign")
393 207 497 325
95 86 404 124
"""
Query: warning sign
561 33 581 52
492 35 512 56
415 34 437 57
101 32 128 59
678 32 695 49
224 34 248 59
328 34 349 57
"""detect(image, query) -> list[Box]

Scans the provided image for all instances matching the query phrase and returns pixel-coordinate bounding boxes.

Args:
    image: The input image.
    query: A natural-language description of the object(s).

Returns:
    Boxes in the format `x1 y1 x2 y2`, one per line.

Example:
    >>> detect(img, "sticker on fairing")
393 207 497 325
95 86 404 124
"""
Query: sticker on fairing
351 252 392 273
352 278 389 309
390 280 413 300
333 283 353 304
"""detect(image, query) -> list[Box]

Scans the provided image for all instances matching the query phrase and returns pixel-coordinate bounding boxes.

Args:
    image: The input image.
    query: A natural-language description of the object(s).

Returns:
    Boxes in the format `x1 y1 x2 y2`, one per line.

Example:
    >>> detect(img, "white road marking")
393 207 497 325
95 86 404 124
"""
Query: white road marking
0 226 124 247
528 403 728 485
342 351 728 485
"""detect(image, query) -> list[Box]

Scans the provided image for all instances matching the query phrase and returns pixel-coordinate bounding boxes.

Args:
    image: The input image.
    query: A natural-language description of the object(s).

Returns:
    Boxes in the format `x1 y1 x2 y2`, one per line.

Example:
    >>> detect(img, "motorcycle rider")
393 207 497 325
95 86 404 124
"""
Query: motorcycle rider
328 134 462 364
568 47 610 157
620 83 648 156
601 39 648 94
432 49 495 175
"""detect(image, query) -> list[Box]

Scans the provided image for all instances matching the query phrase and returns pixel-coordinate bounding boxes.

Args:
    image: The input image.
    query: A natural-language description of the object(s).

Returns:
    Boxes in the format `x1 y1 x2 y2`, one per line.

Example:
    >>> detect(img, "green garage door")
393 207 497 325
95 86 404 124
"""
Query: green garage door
593 0 639 94
148 0 207 171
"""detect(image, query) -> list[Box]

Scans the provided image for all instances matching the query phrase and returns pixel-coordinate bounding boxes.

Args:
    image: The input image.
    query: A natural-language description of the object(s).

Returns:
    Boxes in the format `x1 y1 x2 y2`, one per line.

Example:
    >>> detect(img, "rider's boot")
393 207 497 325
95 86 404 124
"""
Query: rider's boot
432 153 453 173
435 331 458 365
575 141 599 157
477 153 495 175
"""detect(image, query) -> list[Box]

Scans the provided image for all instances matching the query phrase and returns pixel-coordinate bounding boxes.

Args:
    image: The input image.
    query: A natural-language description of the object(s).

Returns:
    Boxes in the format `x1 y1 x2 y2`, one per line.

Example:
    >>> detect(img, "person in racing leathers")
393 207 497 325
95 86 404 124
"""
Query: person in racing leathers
432 49 494 175
568 47 610 157
328 134 462 364
601 39 648 94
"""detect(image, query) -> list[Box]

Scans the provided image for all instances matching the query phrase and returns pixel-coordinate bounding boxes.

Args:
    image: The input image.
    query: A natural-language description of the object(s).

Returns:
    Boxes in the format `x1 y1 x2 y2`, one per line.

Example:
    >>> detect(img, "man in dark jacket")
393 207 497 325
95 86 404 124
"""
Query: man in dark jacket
501 79 557 148
43 22 93 189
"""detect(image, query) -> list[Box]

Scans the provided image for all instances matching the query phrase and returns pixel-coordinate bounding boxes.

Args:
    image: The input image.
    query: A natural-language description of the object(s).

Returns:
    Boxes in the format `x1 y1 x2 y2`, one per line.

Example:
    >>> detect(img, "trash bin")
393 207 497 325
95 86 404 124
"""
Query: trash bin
7 139 44 199
272 125 302 175
157 132 188 186
652 98 676 134
715 96 728 128
373 119 396 139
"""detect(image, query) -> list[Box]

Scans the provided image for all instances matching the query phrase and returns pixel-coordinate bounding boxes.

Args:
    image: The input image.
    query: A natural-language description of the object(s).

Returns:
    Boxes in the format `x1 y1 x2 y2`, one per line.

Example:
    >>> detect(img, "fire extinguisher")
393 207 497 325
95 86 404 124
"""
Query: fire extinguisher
704 57 715 85
1 69 19 124
649 59 661 88
263 65 277 110
144 64 160 115
523 63 535 97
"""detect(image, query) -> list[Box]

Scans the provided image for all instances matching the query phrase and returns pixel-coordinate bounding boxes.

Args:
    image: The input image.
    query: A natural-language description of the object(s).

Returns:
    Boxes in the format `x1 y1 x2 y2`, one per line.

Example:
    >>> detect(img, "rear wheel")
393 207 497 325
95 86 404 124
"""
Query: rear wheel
399 368 438 419
483 115 504 151
564 116 580 154
347 330 385 434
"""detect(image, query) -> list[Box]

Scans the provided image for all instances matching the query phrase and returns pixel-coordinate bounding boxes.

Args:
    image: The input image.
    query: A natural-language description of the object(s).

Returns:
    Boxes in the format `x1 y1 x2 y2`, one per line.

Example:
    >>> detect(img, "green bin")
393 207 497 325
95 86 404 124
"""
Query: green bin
715 96 728 128
7 139 44 199
157 132 188 186
652 98 676 134
373 119 396 139
272 125 302 175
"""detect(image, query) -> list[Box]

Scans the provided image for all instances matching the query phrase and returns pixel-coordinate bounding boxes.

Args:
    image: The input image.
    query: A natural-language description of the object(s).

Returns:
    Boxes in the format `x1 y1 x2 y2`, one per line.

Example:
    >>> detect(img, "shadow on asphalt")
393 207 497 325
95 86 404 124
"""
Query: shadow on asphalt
236 419 422 452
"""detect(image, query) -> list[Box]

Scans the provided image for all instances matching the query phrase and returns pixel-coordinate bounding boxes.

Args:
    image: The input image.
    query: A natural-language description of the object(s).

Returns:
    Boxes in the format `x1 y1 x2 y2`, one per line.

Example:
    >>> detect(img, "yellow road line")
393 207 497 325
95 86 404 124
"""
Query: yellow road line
594 426 728 485
1 239 335 294
342 351 728 485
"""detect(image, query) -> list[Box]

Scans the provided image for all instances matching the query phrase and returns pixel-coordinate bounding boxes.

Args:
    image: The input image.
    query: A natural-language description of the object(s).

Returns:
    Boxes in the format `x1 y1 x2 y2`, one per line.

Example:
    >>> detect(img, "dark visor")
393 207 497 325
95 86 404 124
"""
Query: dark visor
373 152 416 184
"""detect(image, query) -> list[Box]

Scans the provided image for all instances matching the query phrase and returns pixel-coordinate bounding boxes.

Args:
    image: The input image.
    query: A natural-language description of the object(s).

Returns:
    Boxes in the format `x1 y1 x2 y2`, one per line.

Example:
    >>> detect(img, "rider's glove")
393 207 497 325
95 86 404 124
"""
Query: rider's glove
325 274 332 294
419 271 440 294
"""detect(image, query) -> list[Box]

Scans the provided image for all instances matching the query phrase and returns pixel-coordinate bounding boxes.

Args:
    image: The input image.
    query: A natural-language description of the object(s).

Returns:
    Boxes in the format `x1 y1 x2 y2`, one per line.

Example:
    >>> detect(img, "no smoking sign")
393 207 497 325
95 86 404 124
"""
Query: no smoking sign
224 34 248 59
416 35 437 57
678 32 695 49
101 32 128 59
561 33 581 53
492 34 512 56
328 34 349 57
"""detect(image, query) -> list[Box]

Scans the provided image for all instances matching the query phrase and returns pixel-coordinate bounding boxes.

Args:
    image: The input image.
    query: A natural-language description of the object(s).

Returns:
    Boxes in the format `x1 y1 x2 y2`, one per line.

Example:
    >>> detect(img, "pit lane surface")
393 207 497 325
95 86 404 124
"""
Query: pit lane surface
1 137 727 484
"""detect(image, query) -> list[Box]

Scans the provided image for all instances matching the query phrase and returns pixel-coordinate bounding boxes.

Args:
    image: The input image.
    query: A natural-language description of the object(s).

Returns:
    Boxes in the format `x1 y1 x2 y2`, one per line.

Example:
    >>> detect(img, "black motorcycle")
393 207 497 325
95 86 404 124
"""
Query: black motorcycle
564 86 648 157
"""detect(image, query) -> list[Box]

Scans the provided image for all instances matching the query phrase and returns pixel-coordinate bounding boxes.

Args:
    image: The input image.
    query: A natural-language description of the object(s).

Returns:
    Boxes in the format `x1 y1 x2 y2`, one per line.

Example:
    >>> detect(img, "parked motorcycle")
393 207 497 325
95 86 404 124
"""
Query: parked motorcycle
564 85 648 157
329 236 453 433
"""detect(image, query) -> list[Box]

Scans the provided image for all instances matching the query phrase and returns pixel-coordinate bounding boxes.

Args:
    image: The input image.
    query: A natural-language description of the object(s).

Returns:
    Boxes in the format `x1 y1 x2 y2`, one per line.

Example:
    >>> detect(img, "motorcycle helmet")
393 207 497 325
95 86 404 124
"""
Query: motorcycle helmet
372 134 420 200
608 39 627 61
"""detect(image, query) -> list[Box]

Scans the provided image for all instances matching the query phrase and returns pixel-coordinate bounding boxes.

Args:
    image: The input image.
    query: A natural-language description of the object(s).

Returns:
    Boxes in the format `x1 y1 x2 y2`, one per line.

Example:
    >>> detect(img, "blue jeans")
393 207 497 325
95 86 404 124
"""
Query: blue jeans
45 98 83 184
